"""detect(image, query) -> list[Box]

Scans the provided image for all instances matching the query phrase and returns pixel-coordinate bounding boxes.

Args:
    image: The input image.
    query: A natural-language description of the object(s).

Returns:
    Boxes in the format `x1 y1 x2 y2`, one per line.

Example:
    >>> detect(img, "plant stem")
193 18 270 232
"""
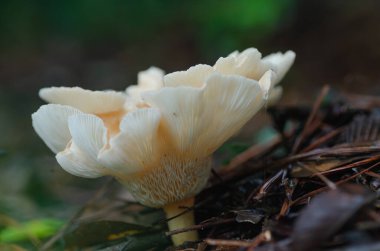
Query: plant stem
163 197 198 246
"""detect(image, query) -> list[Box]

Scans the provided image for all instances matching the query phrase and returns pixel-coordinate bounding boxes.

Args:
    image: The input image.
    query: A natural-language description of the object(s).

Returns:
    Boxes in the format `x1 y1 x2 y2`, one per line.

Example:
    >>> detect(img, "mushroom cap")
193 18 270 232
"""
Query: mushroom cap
126 66 165 101
32 47 295 207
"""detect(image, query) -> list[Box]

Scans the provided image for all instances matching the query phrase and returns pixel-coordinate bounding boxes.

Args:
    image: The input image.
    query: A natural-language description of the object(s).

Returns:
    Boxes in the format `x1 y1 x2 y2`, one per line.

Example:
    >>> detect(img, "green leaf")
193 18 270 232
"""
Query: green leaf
0 219 64 243
0 243 28 251
253 127 279 144
219 142 250 164
64 220 169 249
119 231 170 251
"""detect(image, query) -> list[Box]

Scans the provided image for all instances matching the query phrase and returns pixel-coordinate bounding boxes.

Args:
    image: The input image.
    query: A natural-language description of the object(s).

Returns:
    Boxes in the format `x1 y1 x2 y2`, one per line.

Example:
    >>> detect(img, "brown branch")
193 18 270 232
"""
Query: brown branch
292 85 330 153
205 231 271 250
300 127 344 153
314 154 380 176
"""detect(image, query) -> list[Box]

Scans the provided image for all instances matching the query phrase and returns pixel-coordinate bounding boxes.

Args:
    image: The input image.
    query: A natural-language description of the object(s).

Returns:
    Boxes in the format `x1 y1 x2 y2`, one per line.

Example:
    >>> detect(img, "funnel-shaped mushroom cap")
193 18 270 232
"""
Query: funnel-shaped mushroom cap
32 47 295 207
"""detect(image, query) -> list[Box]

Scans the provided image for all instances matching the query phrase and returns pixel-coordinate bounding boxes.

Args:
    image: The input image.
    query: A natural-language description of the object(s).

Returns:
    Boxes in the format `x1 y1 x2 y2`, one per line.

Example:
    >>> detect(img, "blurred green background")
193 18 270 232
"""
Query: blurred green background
1 0 380 249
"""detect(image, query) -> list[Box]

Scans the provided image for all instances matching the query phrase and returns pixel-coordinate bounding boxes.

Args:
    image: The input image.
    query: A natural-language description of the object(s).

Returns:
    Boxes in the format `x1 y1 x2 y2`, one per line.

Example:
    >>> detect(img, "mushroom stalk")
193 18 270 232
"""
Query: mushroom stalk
163 197 198 246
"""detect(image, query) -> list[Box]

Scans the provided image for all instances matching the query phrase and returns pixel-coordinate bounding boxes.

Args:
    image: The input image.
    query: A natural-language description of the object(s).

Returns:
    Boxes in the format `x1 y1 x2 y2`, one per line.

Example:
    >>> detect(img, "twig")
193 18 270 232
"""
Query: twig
300 127 344 153
365 170 380 180
298 162 337 189
205 238 254 247
292 85 330 153
271 146 380 172
205 231 271 250
248 170 284 202
315 154 380 176
290 161 380 206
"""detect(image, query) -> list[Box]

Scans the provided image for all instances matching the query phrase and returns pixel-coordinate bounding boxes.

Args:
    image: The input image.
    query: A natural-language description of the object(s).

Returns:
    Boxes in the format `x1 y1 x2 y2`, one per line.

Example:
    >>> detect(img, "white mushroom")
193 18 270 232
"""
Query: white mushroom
32 47 295 246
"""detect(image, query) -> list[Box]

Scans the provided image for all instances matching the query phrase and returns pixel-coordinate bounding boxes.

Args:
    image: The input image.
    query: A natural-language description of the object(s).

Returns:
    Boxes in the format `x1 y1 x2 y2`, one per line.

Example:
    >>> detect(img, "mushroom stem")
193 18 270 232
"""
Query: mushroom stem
163 197 198 246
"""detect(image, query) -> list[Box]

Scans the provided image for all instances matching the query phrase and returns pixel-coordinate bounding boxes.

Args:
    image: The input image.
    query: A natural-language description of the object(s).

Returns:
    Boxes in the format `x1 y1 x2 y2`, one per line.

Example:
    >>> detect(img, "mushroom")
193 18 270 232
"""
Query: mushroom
127 48 295 105
32 48 295 246
126 66 165 103
213 48 295 104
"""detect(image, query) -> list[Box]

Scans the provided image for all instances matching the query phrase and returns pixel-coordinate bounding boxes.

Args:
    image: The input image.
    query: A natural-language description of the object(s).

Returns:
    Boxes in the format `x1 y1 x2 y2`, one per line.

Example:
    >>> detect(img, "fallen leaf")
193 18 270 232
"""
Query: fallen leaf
64 221 148 248
291 184 377 251
234 210 264 224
